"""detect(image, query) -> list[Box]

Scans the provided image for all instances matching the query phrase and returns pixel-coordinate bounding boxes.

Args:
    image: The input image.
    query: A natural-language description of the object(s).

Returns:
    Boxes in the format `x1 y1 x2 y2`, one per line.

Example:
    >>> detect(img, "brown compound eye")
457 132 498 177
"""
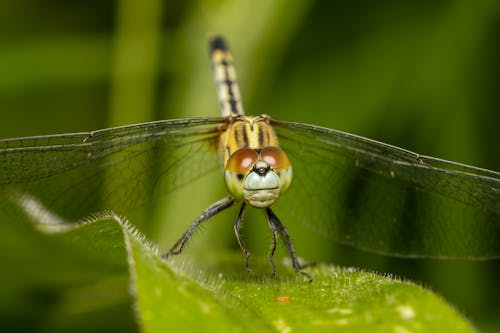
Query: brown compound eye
260 147 291 171
226 148 259 174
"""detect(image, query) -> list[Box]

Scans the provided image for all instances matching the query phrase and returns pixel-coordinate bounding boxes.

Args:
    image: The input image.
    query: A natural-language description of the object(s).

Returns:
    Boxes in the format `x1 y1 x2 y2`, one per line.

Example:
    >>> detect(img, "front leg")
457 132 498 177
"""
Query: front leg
234 203 252 271
266 213 278 276
266 208 313 282
162 196 234 259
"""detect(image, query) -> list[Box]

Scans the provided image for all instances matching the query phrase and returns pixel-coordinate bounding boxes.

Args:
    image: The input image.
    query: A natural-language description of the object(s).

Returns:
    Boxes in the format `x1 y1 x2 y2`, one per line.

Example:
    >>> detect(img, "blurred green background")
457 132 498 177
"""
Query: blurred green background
1 0 499 332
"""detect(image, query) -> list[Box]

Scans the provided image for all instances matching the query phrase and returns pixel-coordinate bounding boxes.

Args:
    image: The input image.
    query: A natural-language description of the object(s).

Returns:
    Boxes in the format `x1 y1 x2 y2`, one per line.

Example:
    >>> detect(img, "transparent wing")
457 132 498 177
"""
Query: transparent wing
0 118 224 221
272 119 500 259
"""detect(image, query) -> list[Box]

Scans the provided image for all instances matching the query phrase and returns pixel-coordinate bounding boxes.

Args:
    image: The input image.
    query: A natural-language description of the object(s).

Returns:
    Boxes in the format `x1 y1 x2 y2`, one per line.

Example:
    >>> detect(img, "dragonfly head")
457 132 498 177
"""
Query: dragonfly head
224 147 292 208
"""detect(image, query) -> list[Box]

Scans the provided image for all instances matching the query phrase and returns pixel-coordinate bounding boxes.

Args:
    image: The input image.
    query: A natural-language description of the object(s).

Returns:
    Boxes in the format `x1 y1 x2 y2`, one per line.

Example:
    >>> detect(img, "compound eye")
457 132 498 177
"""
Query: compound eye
226 148 259 174
260 147 291 171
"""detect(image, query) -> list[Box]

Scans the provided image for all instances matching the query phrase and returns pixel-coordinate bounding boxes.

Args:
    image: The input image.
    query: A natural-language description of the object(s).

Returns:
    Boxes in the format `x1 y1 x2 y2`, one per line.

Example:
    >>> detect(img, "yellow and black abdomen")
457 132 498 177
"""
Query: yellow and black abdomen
209 36 245 117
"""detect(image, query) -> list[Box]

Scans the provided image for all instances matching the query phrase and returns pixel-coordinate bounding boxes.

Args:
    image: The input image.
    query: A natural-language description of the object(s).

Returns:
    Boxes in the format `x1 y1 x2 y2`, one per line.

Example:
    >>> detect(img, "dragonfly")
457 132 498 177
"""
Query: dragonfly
0 36 499 281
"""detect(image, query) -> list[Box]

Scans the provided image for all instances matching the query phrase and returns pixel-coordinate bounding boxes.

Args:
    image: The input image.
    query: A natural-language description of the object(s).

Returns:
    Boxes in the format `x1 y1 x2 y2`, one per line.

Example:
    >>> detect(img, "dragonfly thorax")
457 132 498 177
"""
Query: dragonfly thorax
224 147 292 208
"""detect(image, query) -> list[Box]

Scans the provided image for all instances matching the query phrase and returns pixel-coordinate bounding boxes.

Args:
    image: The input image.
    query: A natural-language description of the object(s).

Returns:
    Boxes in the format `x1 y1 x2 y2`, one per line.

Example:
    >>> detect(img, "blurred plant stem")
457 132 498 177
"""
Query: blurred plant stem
109 0 163 126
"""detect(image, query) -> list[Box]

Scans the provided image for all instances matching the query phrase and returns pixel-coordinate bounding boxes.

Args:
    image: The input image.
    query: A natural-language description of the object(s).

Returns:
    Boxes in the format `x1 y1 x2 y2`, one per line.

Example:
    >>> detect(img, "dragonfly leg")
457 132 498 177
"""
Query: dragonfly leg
162 196 234 259
234 203 252 272
266 208 313 282
266 213 278 277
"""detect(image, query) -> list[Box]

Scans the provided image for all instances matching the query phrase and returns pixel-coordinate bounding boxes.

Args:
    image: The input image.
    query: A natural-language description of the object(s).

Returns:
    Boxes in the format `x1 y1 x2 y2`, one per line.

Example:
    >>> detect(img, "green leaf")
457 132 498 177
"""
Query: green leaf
0 210 476 332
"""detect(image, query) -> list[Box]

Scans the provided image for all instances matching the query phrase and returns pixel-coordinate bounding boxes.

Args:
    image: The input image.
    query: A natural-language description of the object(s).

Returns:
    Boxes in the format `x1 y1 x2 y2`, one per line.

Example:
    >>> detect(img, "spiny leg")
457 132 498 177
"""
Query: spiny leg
234 203 252 271
266 212 279 276
266 208 313 282
162 196 234 259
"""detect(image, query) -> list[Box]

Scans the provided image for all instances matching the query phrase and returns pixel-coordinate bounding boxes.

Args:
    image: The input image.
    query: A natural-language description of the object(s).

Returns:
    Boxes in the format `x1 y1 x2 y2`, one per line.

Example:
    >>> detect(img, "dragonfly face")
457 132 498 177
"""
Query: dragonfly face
221 116 293 208
224 145 293 208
